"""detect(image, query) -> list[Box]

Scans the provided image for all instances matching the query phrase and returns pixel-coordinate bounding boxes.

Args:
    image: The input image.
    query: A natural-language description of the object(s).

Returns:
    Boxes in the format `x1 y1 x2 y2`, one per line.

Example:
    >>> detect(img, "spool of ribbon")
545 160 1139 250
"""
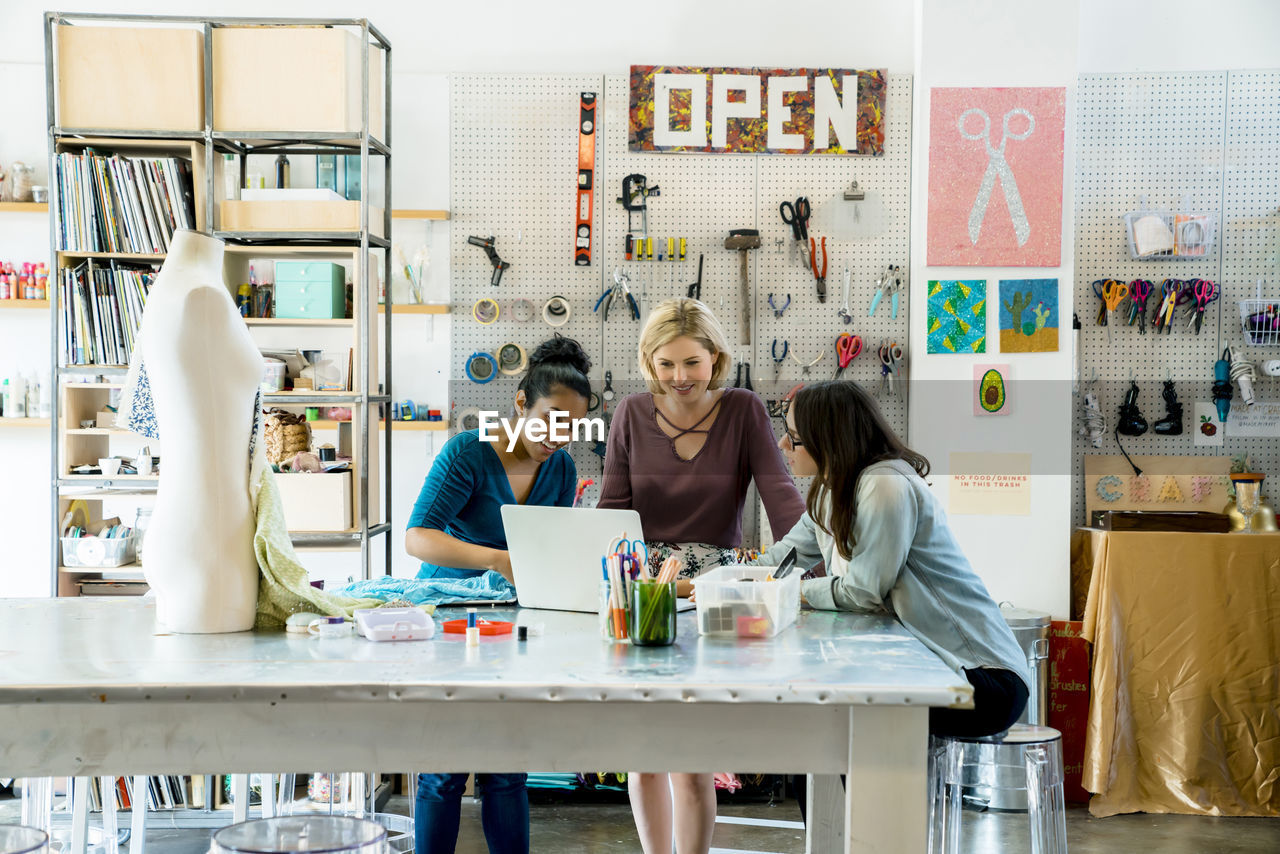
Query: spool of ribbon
497 343 528 375
543 295 571 327
466 351 499 384
472 297 499 325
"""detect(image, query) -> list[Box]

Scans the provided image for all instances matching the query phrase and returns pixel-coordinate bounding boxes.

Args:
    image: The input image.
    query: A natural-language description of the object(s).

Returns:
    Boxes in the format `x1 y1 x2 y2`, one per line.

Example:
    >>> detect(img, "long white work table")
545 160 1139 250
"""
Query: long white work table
0 597 971 853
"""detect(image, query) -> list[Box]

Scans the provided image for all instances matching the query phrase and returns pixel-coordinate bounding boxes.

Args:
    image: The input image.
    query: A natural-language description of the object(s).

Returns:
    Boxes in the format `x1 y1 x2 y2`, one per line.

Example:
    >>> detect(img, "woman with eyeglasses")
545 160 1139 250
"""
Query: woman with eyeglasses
761 381 1030 743
598 297 803 854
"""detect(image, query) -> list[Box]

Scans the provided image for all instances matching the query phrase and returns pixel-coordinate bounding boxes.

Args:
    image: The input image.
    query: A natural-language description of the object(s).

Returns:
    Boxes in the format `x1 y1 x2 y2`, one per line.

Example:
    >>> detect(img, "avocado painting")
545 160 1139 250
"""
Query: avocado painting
926 279 986 354
974 364 1012 416
998 278 1058 352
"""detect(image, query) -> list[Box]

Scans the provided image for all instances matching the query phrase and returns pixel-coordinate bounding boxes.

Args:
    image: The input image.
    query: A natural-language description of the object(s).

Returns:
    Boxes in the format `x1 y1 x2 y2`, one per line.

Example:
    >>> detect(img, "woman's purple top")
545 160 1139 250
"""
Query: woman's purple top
597 388 805 547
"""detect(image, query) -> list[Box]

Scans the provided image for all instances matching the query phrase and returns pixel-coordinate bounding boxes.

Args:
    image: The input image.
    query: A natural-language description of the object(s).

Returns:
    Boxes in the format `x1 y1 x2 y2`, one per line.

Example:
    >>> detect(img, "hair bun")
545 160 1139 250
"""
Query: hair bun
528 334 592 377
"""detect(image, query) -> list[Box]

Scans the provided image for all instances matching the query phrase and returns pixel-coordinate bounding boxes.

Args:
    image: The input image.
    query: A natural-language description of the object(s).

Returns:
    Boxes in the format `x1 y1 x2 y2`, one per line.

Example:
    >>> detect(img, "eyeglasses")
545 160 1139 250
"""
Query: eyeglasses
784 426 803 448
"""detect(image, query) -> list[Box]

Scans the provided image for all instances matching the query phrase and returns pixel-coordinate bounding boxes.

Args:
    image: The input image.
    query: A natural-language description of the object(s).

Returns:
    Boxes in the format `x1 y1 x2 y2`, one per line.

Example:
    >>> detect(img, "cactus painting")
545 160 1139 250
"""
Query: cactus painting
998 278 1058 352
927 279 986 354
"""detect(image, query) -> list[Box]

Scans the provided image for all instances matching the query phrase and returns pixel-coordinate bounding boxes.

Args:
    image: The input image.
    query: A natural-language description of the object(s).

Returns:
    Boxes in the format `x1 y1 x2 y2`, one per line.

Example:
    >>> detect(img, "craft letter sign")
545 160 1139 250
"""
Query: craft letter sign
629 66 887 155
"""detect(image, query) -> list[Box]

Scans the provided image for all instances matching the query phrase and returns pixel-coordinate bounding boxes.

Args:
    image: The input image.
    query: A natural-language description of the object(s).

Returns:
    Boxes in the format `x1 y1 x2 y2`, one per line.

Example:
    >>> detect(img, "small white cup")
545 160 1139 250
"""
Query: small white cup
99 458 122 477
308 616 349 638
135 454 153 476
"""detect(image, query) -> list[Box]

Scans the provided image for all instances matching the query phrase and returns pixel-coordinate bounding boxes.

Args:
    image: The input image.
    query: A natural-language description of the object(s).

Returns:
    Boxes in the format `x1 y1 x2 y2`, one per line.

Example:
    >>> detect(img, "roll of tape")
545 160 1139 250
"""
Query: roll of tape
455 407 483 432
497 342 528 375
472 297 500 325
543 295 571 327
513 298 535 322
465 351 499 384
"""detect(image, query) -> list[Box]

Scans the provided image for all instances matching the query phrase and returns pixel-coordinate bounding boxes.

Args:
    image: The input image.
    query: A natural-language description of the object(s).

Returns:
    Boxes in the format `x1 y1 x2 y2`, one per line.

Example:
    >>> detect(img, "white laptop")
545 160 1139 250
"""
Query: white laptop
501 505 694 613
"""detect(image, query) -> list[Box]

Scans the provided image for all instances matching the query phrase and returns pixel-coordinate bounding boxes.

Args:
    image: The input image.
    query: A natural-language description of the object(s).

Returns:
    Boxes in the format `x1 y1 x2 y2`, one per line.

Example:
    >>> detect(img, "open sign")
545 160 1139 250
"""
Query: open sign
629 65 887 155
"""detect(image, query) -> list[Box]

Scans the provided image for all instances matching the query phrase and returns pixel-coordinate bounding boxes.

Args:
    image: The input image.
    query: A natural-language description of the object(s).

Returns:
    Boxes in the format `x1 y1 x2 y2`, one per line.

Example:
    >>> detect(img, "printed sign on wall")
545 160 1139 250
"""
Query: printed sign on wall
927 87 1065 266
629 66 887 155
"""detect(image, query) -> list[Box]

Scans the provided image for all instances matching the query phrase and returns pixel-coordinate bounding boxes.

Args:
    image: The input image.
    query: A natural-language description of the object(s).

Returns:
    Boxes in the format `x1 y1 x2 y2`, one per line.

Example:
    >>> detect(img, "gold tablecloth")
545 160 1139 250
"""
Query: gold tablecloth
1078 529 1280 817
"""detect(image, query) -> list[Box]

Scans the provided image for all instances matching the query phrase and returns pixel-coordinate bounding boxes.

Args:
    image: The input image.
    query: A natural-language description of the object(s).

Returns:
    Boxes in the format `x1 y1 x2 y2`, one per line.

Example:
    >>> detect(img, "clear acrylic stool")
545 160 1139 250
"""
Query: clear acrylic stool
212 816 386 854
0 825 49 854
928 725 1068 854
19 777 136 854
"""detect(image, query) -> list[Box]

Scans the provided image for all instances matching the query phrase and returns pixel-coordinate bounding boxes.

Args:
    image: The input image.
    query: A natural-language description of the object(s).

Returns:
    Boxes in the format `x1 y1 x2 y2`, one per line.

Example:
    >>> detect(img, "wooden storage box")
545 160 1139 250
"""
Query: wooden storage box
275 471 352 531
56 25 204 131
220 201 385 237
212 27 385 137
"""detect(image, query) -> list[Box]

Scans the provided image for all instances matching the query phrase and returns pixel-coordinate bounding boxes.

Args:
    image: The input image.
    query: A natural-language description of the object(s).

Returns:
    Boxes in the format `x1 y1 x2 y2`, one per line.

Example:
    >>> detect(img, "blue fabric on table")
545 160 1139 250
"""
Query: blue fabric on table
406 429 576 579
337 572 516 606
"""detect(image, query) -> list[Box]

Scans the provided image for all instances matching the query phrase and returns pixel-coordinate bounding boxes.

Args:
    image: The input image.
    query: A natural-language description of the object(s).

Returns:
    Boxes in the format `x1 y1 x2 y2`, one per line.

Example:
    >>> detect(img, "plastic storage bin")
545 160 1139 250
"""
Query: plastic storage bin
60 535 136 568
1124 210 1217 260
274 261 346 320
693 566 801 638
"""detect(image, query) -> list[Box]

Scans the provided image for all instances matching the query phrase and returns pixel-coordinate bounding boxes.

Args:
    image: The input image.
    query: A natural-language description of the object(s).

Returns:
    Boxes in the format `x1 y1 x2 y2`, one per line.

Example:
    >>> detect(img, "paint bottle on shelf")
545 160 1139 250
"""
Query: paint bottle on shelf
275 154 291 189
7 375 26 418
37 372 51 419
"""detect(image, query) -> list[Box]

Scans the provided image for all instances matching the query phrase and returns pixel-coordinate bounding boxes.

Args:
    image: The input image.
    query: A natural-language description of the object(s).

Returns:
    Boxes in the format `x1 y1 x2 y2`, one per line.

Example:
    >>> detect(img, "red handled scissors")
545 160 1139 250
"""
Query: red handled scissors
834 332 862 380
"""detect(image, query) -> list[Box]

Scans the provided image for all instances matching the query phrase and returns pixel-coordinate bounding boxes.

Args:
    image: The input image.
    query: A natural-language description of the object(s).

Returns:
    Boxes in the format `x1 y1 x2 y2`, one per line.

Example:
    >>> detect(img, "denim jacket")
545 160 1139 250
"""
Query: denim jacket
757 459 1031 691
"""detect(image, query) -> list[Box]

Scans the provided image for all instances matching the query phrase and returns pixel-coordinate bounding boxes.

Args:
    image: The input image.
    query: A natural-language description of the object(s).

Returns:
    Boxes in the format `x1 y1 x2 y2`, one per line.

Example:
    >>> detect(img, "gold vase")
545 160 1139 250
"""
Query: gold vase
1224 496 1279 532
1223 498 1248 532
1254 497 1279 533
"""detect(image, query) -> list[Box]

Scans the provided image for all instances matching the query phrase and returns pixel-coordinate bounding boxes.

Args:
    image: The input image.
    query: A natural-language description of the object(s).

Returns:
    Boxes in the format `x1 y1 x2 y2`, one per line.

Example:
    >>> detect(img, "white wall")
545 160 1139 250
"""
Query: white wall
1077 0 1280 72
909 0 1080 617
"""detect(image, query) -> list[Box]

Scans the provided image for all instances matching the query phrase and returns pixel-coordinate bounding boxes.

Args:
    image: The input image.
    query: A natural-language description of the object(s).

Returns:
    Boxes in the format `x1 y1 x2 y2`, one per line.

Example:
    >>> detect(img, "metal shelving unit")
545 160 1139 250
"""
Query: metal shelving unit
45 12 394 595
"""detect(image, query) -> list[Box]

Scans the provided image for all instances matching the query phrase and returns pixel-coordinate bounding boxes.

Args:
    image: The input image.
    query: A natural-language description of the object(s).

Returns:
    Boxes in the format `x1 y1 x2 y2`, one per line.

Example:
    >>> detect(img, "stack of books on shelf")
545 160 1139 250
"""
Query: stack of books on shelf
54 150 196 254
59 263 155 366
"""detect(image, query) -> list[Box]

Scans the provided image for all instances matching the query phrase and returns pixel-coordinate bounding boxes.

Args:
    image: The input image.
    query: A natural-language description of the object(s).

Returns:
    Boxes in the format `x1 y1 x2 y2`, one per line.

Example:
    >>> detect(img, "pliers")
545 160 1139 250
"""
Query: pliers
809 236 828 303
734 362 753 391
594 268 640 321
771 338 789 381
768 293 791 318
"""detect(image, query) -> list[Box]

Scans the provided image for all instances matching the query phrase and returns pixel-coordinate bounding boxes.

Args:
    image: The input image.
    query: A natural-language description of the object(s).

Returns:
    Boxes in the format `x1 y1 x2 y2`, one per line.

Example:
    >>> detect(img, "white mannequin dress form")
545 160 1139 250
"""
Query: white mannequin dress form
140 230 260 632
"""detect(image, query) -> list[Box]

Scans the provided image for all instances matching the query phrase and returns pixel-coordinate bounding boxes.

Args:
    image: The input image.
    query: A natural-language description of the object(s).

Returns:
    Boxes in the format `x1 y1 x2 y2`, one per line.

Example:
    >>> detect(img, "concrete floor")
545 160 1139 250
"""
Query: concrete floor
3 789 1278 853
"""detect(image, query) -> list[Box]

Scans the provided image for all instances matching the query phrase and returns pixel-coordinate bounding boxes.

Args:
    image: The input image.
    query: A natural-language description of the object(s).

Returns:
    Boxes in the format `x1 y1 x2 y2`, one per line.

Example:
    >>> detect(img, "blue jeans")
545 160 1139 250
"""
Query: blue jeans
414 772 529 854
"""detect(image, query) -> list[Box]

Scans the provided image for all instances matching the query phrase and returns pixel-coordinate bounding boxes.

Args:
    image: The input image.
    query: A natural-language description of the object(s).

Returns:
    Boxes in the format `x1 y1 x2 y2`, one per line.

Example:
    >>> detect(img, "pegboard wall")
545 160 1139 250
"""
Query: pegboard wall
1072 71 1280 523
450 73 913 538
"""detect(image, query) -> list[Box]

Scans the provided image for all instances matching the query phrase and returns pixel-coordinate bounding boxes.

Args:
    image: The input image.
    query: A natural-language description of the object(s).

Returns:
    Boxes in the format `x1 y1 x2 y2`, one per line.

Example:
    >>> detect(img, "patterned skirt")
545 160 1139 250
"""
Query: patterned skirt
643 541 737 579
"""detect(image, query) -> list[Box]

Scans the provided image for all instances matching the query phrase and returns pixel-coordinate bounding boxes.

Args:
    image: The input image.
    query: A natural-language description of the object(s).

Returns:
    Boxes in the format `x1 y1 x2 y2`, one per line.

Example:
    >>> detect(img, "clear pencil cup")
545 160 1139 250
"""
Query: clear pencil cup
599 579 629 642
630 580 677 647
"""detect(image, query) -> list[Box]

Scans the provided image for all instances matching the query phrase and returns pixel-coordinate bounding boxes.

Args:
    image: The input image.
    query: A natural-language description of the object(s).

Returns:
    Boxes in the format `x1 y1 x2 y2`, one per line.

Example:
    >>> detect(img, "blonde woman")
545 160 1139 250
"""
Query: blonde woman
598 297 803 854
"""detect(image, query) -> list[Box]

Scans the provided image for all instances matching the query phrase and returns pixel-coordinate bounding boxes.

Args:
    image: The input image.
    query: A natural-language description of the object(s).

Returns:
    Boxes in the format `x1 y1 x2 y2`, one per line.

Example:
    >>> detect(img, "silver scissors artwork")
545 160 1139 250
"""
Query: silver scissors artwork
958 107 1034 247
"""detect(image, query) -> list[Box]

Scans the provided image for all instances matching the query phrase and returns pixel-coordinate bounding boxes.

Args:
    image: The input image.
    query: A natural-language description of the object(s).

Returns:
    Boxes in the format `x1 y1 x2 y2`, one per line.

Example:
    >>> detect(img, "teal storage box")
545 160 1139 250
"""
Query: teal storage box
274 261 346 319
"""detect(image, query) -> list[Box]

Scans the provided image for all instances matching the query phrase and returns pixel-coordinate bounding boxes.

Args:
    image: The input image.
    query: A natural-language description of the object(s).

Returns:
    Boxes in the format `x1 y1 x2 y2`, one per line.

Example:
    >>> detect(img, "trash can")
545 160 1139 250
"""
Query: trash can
1000 603 1051 726
0 826 47 854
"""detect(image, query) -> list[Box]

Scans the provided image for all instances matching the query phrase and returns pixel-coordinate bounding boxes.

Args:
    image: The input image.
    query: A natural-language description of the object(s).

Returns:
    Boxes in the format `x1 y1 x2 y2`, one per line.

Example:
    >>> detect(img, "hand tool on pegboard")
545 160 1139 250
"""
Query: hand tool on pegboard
724 229 760 345
808 235 828 303
779 196 811 268
618 174 658 261
594 268 639 321
686 253 704 301
468 235 510 286
574 92 597 266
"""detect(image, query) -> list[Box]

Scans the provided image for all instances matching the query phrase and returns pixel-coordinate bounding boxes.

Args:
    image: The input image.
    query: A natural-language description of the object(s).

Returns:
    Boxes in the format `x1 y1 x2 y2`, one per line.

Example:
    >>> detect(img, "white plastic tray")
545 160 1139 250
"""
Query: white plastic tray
354 607 435 642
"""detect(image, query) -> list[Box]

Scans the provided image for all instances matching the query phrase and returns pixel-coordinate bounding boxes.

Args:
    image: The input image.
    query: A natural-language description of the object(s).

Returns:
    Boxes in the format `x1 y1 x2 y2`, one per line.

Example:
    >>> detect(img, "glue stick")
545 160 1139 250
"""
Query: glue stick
466 608 480 646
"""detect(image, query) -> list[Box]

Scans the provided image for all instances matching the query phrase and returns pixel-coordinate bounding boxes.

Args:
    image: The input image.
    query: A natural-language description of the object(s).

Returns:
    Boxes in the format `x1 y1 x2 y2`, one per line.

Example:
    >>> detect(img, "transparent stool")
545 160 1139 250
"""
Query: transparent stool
0 825 49 854
267 774 409 853
928 725 1068 854
212 816 387 854
19 777 136 854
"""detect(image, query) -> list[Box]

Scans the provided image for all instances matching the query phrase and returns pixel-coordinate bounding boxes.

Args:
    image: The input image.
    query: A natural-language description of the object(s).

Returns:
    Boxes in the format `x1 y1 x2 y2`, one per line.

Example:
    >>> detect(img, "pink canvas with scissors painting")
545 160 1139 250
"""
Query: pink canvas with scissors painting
927 87 1065 266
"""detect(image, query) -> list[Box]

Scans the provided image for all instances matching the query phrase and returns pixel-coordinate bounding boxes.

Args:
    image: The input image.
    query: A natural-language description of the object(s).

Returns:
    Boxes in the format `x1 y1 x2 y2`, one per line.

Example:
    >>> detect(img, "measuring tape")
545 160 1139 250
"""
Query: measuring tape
497 342 528 375
543 295 571 326
472 297 499 325
465 351 499 384
575 92 597 266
